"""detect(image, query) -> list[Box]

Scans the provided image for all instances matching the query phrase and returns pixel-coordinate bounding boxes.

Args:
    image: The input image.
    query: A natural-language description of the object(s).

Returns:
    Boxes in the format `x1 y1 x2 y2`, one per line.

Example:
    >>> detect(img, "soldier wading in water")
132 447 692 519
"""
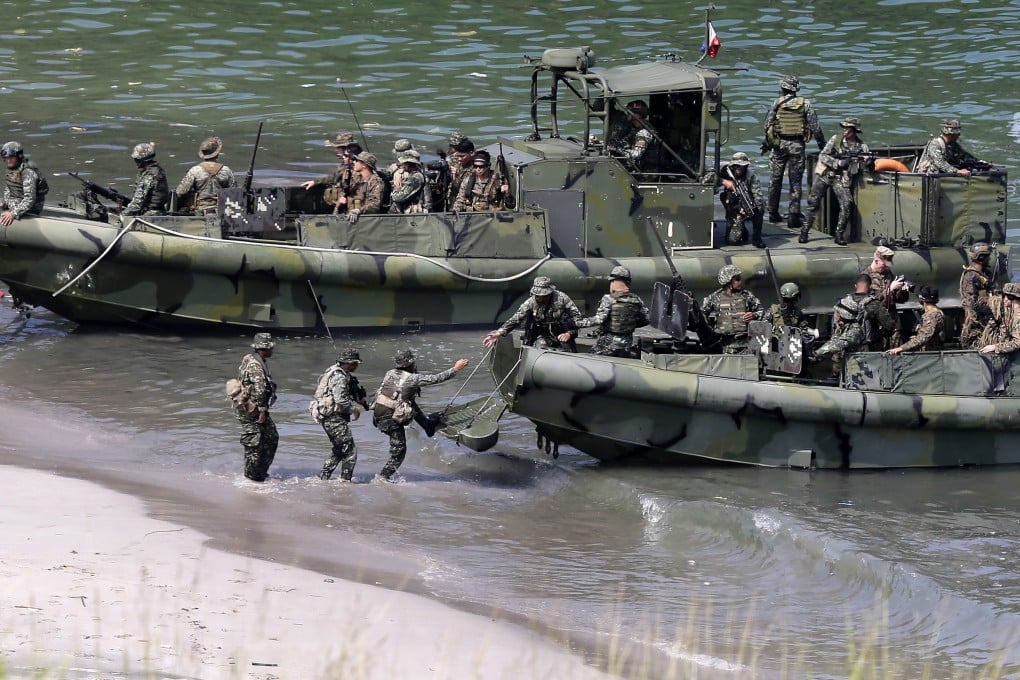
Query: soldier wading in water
312 348 369 482
233 333 279 482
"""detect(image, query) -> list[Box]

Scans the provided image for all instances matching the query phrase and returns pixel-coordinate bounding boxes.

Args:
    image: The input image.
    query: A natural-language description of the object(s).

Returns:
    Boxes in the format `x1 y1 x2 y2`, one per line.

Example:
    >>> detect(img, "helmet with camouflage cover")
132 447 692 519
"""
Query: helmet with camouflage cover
337 347 361 364
834 296 860 321
608 265 631 282
394 349 416 369
131 142 156 161
941 119 963 135
969 242 991 260
1 141 24 158
780 74 800 92
717 264 742 286
780 282 800 299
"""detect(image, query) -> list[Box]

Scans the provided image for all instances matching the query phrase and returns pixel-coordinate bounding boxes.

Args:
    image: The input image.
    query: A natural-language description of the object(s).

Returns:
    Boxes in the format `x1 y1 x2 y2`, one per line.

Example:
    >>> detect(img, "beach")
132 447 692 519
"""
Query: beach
0 466 615 680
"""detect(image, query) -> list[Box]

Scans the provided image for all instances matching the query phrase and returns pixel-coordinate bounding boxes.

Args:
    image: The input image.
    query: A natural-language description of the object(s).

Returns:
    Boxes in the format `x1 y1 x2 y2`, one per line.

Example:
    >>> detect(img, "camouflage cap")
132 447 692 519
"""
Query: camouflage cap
970 242 992 259
397 152 422 166
780 74 800 92
392 138 413 154
1002 282 1020 299
353 151 377 169
394 349 416 368
941 119 963 135
531 276 554 296
199 136 222 160
718 264 742 286
331 131 357 147
918 285 939 304
448 131 466 147
251 332 275 350
839 117 862 132
834 296 860 320
1 141 23 157
608 265 632 282
131 142 156 161
337 347 361 364
730 152 751 167
874 245 895 261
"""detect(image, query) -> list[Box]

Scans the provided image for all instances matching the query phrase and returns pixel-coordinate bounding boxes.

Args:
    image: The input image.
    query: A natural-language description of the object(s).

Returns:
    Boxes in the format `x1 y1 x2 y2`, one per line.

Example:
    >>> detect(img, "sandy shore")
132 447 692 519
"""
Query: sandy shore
0 466 614 680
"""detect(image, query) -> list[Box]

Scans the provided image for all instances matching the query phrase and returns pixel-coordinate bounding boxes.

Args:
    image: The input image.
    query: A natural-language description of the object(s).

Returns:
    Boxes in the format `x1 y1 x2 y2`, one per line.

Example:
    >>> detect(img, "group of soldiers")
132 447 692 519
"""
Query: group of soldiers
716 74 995 248
232 333 470 483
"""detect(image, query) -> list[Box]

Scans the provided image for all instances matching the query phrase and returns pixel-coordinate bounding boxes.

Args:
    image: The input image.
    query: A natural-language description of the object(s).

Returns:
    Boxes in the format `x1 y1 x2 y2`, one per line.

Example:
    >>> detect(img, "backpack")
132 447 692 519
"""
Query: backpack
308 365 343 424
372 371 416 425
225 378 257 415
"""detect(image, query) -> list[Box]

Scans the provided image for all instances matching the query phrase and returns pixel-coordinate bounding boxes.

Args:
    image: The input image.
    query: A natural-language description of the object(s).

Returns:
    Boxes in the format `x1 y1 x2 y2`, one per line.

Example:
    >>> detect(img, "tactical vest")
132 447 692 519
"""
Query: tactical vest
141 164 169 214
6 161 48 213
714 292 749 336
606 292 643 334
460 174 499 212
309 364 344 422
776 97 806 137
372 369 418 422
770 303 802 328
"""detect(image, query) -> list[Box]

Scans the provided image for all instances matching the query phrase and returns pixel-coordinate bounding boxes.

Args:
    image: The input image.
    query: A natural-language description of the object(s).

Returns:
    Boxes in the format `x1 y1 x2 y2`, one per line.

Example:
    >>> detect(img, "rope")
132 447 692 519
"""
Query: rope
306 280 336 348
52 217 136 297
440 345 492 415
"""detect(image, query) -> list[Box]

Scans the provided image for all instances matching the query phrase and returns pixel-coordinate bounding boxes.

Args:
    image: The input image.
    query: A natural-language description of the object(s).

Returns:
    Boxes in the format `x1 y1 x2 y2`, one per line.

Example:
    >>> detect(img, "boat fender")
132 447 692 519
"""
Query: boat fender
873 158 910 173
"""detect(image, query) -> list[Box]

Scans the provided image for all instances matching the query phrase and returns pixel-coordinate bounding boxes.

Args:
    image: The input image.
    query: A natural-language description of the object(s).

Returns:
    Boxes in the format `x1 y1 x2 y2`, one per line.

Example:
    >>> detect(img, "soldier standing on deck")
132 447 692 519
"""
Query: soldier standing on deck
849 272 897 351
235 333 279 482
865 246 910 347
483 276 581 351
916 119 992 176
301 132 360 215
346 152 386 223
315 348 369 482
175 137 237 216
1 141 48 226
123 142 169 217
372 350 469 481
702 265 764 354
814 297 864 379
566 266 650 358
762 74 825 231
959 242 994 349
799 116 871 246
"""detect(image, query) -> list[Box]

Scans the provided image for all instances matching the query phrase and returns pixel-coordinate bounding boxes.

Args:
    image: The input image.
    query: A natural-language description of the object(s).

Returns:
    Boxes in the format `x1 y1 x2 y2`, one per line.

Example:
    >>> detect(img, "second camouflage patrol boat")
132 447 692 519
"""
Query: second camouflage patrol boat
0 47 1009 330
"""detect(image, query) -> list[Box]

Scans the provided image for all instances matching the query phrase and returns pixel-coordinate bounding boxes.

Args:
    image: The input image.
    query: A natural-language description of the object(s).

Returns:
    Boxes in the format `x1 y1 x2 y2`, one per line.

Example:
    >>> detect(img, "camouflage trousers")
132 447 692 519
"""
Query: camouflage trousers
239 415 278 482
804 178 853 236
724 206 763 246
590 333 635 358
319 414 357 481
767 139 807 216
374 415 407 479
718 334 750 355
960 312 984 350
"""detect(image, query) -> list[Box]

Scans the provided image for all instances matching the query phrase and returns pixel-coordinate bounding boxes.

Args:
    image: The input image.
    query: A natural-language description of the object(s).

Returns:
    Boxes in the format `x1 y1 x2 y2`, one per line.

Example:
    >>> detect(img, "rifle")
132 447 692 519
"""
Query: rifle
648 217 718 350
244 121 264 195
67 171 130 207
763 247 784 306
614 103 699 178
960 159 995 172
349 375 370 410
722 165 756 217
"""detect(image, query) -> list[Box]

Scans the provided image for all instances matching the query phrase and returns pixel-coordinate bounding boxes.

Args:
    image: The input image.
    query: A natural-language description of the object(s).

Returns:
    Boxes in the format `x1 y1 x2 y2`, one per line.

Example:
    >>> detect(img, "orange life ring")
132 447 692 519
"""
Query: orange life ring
873 158 910 173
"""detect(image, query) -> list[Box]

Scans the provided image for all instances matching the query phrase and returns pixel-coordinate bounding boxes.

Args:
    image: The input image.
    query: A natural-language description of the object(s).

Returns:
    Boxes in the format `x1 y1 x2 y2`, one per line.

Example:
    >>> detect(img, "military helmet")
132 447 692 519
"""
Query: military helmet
780 74 800 92
941 119 963 135
251 332 275 350
834 296 860 321
718 264 742 286
131 142 156 161
337 348 361 364
199 136 222 160
392 138 413 154
448 131 466 147
1002 282 1020 299
394 349 416 368
730 152 751 167
917 285 939 304
1 141 24 158
531 276 554 296
969 242 991 260
626 100 649 117
608 265 632 282
331 131 356 147
353 151 377 169
780 282 800 299
839 117 862 132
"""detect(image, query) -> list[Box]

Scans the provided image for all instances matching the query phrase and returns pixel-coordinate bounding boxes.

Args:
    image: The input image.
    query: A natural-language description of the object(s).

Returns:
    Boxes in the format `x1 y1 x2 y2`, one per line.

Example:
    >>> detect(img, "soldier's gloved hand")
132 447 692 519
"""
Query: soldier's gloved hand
347 209 361 224
837 158 850 170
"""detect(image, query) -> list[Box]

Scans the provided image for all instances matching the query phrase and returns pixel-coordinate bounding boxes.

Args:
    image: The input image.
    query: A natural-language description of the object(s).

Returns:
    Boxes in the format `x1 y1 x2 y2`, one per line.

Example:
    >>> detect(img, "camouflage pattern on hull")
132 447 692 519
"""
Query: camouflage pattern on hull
491 336 1020 469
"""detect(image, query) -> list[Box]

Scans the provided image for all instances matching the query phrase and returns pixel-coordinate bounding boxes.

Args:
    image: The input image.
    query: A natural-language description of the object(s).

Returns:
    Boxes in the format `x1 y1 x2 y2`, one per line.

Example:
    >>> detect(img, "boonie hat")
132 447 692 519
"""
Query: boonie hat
941 119 963 135
397 152 422 166
839 117 862 132
353 151 377 169
531 276 554 296
331 131 356 147
251 332 275 350
730 152 751 167
199 136 222 160
1002 282 1020 299
337 348 361 364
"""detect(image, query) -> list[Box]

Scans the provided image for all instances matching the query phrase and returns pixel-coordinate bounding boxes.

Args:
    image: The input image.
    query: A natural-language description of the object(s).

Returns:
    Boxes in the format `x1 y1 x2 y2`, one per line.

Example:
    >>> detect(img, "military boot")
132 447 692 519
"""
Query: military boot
798 228 810 244
787 212 803 232
751 226 765 249
833 229 848 246
768 211 783 223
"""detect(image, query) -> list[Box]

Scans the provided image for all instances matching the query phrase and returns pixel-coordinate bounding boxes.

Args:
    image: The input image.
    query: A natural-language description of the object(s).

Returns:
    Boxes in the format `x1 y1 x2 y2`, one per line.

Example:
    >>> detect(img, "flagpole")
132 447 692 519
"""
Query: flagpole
695 5 713 65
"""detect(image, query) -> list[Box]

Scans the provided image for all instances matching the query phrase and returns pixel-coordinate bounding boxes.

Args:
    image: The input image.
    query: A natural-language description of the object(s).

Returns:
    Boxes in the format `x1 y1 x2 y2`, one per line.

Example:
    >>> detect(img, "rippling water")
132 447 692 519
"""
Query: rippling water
3 1 1020 677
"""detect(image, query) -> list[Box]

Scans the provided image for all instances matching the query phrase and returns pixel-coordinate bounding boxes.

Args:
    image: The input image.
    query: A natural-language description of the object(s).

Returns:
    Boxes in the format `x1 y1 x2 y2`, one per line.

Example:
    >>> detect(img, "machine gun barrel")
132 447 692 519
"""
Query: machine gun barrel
67 171 130 206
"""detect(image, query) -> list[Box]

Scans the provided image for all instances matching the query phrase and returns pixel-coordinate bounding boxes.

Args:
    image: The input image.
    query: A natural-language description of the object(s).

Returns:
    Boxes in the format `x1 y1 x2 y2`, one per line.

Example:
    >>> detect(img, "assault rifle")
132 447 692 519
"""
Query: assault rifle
68 171 130 207
722 165 756 217
348 375 370 410
960 158 995 172
829 150 875 173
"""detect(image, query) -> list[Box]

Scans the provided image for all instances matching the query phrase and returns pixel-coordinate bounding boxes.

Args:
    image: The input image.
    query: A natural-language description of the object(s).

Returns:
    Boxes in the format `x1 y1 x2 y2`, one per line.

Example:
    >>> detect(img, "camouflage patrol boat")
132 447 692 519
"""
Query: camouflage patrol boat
482 332 1020 469
0 47 1009 330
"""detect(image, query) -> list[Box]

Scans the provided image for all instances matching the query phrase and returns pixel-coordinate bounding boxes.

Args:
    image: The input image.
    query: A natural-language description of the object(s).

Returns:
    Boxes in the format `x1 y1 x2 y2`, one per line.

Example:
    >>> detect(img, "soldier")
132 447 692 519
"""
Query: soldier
445 137 476 211
888 286 944 355
799 116 871 245
452 151 515 212
175 136 237 216
301 131 360 214
389 153 430 214
1 141 48 226
916 119 992 176
607 100 657 173
980 283 1020 354
316 348 369 482
762 74 825 230
483 276 581 351
865 245 910 347
763 282 811 333
123 142 169 216
718 151 765 248
959 242 994 349
850 272 897 351
235 333 279 482
566 266 649 357
813 296 864 379
372 350 470 481
384 138 419 180
702 265 764 354
347 151 386 223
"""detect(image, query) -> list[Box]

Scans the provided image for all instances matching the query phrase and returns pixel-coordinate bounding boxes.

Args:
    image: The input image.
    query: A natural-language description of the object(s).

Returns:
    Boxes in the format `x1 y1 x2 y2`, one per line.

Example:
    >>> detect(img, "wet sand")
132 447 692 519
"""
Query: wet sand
0 466 614 679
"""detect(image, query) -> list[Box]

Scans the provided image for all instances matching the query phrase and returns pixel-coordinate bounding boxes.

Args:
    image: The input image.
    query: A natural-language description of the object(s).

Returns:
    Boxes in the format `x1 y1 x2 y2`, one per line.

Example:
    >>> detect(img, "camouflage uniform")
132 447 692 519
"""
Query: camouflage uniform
916 137 980 174
762 302 809 332
124 163 169 216
235 339 278 482
389 159 429 214
176 161 236 215
497 288 581 351
897 307 944 353
851 291 897 351
815 298 864 379
802 128 870 243
373 360 459 479
763 80 825 220
318 365 363 481
574 290 650 357
608 120 657 173
702 288 764 354
452 173 515 212
718 157 764 246
349 173 386 215
959 264 992 349
2 153 47 218
866 267 908 347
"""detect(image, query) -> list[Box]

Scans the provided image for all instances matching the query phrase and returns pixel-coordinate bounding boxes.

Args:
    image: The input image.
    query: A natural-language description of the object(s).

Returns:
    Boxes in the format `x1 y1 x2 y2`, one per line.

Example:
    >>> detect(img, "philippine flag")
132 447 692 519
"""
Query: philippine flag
700 22 721 58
